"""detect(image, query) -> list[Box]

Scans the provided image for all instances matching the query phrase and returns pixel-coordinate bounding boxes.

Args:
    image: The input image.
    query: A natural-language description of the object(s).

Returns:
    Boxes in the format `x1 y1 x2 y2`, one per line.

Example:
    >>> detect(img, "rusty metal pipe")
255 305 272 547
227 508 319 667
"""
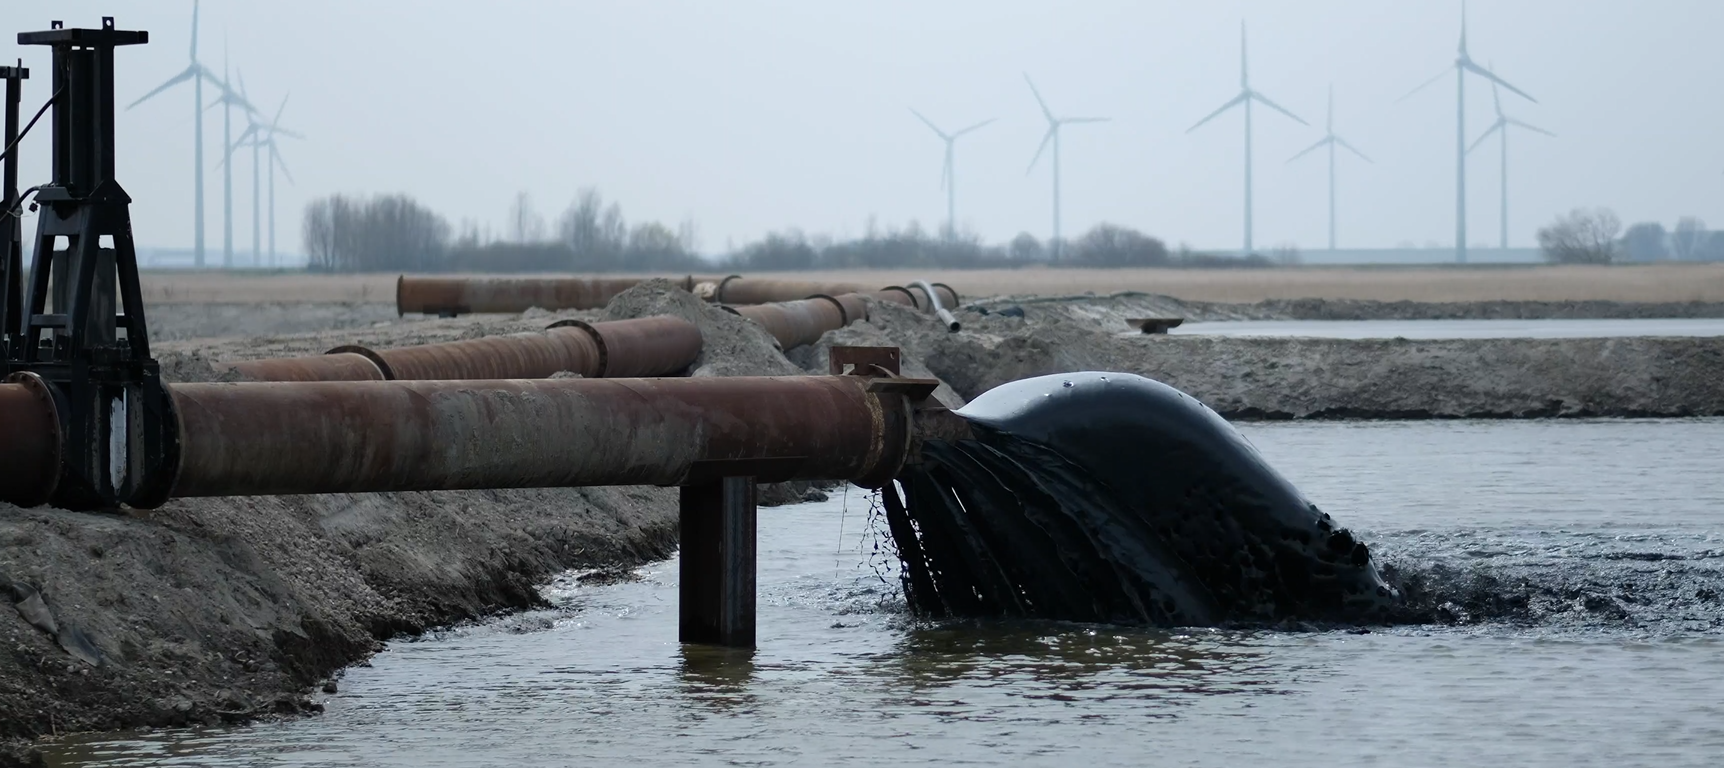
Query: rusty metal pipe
167 376 910 498
730 295 853 350
396 275 717 316
549 315 704 378
706 276 867 306
221 351 390 382
0 374 62 507
222 317 701 382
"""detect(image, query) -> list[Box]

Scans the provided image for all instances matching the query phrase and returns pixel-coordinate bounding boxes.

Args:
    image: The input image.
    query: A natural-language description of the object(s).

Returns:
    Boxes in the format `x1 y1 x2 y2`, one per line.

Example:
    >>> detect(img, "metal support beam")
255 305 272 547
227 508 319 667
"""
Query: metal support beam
679 476 757 648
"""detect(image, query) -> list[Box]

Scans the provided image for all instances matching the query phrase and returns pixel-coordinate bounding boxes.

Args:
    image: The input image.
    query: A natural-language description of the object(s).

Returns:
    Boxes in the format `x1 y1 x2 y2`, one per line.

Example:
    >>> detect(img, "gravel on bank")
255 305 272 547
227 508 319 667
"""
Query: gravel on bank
967 291 1724 323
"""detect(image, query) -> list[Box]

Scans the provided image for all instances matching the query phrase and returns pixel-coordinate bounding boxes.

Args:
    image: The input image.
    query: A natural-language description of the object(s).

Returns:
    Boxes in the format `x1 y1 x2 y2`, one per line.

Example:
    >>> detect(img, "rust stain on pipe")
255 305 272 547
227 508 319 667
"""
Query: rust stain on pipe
710 277 868 306
549 316 703 378
225 317 701 382
396 275 716 316
731 296 851 350
0 374 63 507
168 376 906 498
223 352 389 382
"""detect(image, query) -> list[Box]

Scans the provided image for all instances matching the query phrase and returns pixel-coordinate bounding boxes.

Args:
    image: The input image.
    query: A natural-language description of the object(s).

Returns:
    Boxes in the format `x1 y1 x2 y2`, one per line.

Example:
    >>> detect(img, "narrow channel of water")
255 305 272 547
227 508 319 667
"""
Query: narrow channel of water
1170 317 1724 338
46 420 1724 767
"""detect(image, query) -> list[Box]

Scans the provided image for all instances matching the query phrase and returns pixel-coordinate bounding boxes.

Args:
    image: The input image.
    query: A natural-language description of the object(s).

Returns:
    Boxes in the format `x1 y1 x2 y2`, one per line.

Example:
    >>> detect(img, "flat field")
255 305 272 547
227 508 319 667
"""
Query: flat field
137 263 1724 304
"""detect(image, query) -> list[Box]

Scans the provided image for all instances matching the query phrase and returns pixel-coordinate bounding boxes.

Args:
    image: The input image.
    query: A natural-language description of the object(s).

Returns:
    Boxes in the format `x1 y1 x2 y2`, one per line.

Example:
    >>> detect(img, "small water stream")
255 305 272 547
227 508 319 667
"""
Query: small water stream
46 419 1724 767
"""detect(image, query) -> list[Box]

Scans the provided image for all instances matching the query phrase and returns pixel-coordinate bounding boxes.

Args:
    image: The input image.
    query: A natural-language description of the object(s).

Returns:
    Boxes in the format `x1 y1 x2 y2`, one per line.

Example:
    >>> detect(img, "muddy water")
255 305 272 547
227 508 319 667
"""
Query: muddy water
1171 317 1724 338
46 420 1724 767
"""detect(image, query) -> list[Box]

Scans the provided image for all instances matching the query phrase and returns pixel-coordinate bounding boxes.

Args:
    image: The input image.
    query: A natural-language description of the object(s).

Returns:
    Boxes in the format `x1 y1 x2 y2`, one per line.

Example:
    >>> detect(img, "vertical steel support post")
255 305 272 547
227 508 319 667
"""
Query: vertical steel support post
9 17 175 510
679 476 758 648
0 61 26 346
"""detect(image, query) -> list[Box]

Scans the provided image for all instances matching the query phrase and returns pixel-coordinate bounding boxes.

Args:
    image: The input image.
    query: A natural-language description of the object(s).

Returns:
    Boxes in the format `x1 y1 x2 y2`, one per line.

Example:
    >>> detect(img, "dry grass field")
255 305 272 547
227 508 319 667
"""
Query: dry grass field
137 264 1724 305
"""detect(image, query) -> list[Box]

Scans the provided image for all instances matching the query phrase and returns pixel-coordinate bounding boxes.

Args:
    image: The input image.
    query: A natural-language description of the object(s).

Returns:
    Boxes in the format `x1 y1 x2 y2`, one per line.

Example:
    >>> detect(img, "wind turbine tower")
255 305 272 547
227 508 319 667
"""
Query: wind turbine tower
1400 1 1535 263
1187 22 1308 257
1024 74 1109 262
1288 85 1371 251
127 0 226 268
207 55 256 269
234 93 301 267
909 109 995 240
1467 68 1554 249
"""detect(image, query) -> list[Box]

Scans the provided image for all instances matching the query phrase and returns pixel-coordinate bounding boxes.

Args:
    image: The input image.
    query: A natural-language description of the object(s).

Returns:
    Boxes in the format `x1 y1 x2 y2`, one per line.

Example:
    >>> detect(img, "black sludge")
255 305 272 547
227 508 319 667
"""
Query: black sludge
888 372 1401 626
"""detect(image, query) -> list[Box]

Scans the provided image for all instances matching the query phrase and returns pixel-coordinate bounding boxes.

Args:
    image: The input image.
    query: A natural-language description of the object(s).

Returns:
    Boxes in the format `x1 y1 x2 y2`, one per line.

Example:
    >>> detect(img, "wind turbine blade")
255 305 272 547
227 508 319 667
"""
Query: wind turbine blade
271 93 290 127
1507 118 1555 137
1250 91 1308 125
1397 67 1453 104
270 143 295 185
1240 20 1249 89
908 107 948 139
1488 62 1505 118
126 67 195 109
1063 117 1110 124
1286 137 1330 164
191 0 200 62
1023 73 1054 122
1326 83 1334 133
233 123 258 149
951 117 996 138
271 126 306 140
1186 92 1248 133
1336 137 1374 163
1466 122 1502 155
1026 127 1055 174
1461 60 1536 103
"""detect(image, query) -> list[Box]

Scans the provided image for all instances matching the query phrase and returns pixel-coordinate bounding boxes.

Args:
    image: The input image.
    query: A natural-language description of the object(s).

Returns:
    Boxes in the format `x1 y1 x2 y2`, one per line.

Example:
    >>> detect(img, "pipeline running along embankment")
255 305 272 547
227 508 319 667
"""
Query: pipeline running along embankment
395 275 959 317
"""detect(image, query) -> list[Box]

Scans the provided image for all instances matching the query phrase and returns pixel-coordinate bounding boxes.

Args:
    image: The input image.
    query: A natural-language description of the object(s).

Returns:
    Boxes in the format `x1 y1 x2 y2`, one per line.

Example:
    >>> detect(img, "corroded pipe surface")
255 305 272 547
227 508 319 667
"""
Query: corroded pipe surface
0 375 62 507
223 317 701 382
375 328 603 381
708 277 867 306
553 315 704 378
396 275 715 316
168 376 904 498
222 352 389 382
732 296 850 350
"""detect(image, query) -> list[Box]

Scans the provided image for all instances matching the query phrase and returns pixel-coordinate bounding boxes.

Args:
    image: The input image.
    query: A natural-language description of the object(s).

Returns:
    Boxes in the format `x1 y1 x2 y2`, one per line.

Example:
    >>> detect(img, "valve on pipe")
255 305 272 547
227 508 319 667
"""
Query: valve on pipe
0 17 178 511
219 316 701 382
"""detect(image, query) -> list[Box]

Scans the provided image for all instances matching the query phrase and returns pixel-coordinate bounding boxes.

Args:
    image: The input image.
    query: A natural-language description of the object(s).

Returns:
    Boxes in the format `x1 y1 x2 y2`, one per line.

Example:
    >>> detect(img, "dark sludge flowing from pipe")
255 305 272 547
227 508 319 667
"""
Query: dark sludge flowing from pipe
884 371 1402 627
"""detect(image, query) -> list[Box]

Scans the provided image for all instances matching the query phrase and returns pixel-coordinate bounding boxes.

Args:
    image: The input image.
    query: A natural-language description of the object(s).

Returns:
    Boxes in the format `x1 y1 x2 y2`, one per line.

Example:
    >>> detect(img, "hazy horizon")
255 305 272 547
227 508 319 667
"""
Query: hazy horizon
10 1 1724 257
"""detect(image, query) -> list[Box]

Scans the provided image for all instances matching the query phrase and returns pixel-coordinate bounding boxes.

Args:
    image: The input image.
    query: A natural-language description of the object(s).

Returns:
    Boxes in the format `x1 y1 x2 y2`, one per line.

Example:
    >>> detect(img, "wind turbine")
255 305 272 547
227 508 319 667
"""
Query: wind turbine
909 109 995 240
1399 1 1535 264
205 55 257 269
1024 74 1109 261
231 93 301 267
1187 21 1308 257
1287 85 1371 251
1466 68 1554 249
126 0 227 268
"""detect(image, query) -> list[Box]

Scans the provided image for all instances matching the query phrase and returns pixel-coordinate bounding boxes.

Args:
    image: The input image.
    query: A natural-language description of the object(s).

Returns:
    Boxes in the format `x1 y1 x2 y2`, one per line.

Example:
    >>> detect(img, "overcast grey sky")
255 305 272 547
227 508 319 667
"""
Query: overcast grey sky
13 1 1724 255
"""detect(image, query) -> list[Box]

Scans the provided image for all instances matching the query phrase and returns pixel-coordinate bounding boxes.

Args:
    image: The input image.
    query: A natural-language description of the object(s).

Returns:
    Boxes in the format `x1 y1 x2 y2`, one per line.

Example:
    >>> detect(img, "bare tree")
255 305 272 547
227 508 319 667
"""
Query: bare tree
1620 221 1669 262
508 191 544 243
1537 207 1621 264
1673 217 1707 260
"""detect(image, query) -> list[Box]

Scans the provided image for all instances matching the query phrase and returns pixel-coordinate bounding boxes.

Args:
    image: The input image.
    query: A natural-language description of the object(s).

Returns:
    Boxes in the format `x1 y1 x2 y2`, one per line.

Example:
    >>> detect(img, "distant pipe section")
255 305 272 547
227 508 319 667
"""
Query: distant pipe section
727 292 882 350
221 316 701 382
166 376 913 499
911 280 961 332
704 276 869 305
396 275 717 316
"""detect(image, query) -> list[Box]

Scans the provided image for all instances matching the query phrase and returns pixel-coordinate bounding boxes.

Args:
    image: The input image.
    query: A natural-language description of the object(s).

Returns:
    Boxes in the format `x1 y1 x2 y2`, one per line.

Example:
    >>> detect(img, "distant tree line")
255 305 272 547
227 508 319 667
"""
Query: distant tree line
1537 208 1724 265
302 191 1271 272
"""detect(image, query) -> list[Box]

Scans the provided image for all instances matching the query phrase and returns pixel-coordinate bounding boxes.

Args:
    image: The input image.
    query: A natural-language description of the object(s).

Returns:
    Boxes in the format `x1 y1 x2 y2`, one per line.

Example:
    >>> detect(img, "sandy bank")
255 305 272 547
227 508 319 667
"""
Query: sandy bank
859 300 1724 419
